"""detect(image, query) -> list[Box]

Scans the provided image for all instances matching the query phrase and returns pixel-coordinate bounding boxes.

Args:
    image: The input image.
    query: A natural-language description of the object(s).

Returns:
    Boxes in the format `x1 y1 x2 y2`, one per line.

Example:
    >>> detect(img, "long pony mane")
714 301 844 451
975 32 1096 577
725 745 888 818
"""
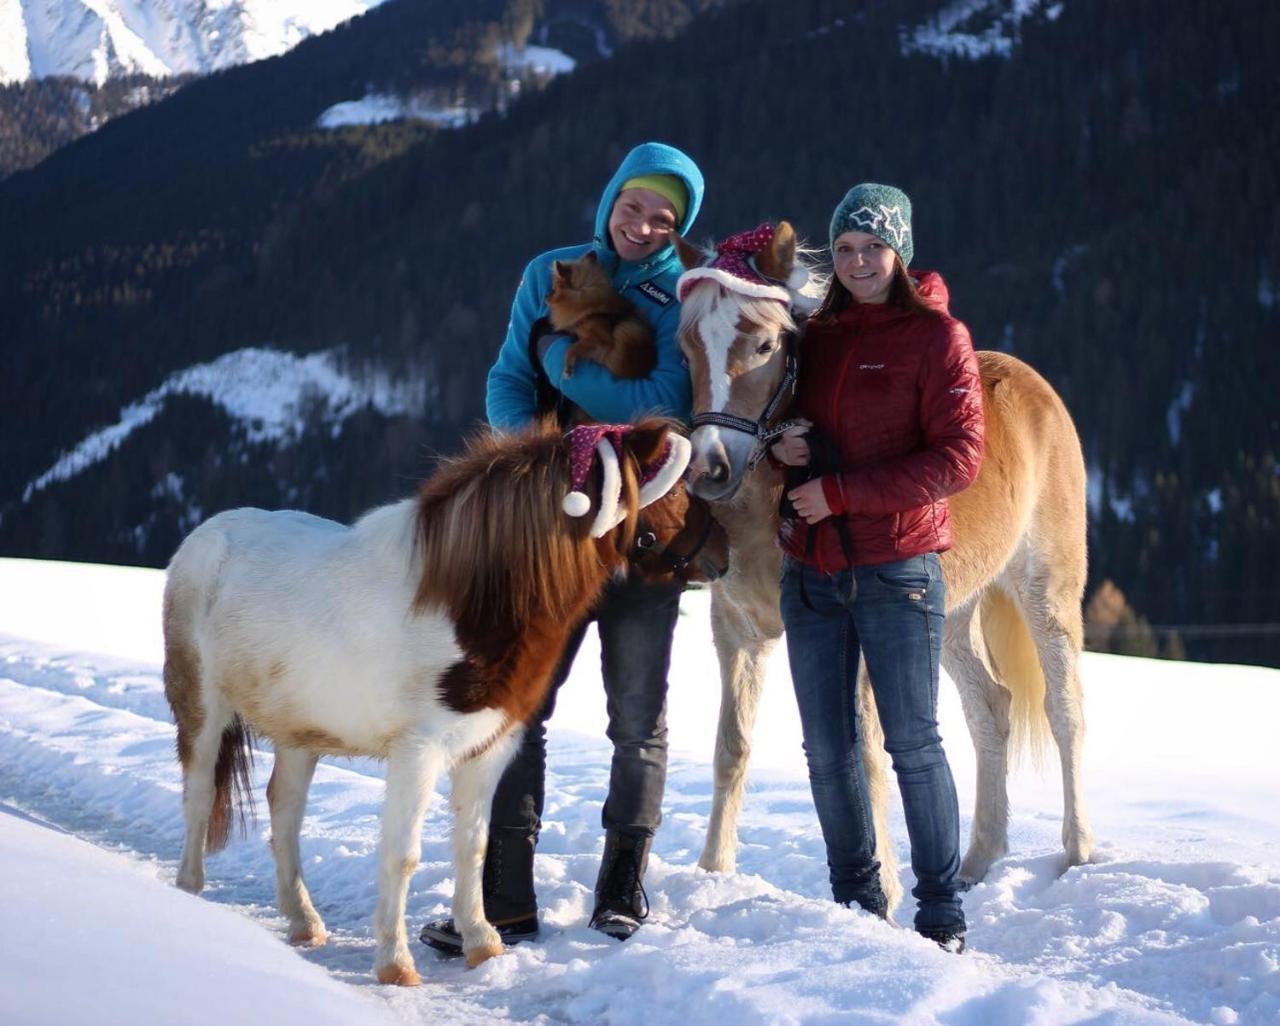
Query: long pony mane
412 419 643 632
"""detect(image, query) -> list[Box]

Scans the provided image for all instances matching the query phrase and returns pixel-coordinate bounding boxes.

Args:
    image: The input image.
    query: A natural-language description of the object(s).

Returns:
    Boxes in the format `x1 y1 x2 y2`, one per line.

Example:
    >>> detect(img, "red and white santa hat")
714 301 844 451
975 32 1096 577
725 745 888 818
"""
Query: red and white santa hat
676 223 810 303
562 424 693 538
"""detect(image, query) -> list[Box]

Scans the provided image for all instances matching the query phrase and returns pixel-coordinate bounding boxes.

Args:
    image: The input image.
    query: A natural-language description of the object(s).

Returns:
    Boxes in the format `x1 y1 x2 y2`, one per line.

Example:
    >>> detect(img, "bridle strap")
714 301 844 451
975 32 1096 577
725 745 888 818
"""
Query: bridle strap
690 330 802 470
635 503 718 579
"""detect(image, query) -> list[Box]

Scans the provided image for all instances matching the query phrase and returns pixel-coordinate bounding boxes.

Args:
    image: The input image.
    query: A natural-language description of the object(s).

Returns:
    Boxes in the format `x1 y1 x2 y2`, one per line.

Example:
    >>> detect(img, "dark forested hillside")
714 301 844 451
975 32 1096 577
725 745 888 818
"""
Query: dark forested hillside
1 0 1276 665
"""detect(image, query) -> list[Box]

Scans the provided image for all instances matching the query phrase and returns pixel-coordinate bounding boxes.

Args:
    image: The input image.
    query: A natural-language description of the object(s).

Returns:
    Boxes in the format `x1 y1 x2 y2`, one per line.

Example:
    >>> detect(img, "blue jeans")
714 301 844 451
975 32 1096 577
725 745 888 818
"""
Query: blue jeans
781 551 965 933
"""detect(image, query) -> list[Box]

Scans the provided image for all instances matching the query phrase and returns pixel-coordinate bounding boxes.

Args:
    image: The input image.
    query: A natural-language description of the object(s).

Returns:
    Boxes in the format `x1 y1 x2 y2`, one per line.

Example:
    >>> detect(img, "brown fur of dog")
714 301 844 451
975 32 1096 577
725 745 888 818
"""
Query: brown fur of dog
546 252 656 378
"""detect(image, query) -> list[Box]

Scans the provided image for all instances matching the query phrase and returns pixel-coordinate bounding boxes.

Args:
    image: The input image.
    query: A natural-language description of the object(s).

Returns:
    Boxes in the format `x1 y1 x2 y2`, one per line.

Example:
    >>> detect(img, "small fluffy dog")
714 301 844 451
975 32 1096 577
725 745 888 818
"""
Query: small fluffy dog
546 252 656 378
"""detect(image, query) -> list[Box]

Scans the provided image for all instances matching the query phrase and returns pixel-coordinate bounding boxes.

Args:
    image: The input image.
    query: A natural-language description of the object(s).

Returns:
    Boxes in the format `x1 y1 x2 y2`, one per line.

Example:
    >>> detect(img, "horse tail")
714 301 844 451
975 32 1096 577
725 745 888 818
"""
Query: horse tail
207 716 255 854
164 519 256 852
979 587 1051 766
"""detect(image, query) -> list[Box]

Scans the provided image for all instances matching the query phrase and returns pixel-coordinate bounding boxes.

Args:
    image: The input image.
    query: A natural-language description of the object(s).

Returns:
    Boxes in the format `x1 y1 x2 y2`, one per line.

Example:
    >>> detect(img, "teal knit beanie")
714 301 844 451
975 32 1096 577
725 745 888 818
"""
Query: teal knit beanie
829 183 914 266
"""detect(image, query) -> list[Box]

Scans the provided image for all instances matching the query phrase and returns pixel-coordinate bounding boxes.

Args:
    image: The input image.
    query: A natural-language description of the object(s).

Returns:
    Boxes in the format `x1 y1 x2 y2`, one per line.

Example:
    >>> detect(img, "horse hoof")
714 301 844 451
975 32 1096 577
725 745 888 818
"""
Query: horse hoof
376 963 422 987
465 942 504 968
289 926 328 947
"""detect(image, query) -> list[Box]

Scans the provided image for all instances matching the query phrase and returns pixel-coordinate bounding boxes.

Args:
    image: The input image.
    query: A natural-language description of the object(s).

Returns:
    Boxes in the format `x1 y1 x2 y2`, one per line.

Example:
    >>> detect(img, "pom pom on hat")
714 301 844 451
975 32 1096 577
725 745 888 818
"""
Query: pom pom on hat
561 423 693 538
562 490 591 517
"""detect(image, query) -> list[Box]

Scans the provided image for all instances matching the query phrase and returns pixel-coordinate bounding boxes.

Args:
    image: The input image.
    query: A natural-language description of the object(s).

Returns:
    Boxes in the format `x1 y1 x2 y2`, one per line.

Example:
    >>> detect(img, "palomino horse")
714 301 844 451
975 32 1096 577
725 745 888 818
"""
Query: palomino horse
674 223 1093 907
163 418 727 985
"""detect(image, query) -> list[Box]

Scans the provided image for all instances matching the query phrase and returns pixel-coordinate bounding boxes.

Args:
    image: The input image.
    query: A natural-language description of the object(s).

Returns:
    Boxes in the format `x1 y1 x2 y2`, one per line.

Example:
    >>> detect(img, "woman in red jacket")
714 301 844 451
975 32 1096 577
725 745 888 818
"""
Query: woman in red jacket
771 183 984 953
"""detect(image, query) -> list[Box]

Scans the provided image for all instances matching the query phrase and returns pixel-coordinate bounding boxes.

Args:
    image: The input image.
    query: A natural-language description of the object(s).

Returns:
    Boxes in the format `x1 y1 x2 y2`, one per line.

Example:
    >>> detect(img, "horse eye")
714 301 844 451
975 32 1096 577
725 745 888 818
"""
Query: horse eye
756 340 775 355
637 531 657 550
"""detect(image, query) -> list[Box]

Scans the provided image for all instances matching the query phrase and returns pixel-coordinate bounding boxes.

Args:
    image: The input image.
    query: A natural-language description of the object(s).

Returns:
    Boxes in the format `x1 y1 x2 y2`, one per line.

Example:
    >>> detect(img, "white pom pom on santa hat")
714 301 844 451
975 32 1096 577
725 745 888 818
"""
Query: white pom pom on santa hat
562 490 591 517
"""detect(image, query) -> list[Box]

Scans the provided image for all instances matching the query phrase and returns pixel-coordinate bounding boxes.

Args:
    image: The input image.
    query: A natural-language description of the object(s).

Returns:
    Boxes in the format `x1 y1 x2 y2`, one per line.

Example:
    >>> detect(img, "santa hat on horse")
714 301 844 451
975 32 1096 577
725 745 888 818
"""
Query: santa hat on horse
676 223 811 305
562 424 692 538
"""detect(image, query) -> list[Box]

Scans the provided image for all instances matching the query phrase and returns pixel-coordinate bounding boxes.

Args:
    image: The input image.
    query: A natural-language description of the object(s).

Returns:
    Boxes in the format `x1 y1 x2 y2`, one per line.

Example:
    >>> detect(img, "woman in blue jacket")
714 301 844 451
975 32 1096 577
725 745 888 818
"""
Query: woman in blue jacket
422 142 705 953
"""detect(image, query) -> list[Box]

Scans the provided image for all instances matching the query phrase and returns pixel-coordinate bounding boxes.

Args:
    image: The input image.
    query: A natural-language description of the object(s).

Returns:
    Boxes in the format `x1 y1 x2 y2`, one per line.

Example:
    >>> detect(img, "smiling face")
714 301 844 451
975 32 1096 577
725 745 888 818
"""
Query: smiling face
832 229 897 305
608 187 679 262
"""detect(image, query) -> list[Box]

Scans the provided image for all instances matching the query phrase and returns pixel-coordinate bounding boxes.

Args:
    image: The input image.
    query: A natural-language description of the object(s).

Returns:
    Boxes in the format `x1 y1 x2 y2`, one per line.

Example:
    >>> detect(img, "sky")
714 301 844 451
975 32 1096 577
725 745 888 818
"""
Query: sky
1 555 1277 1026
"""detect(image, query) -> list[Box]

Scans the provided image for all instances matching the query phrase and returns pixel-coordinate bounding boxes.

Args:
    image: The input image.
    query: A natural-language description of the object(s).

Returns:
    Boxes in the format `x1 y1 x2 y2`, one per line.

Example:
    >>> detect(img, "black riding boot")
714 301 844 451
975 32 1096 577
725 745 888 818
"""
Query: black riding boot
589 831 652 940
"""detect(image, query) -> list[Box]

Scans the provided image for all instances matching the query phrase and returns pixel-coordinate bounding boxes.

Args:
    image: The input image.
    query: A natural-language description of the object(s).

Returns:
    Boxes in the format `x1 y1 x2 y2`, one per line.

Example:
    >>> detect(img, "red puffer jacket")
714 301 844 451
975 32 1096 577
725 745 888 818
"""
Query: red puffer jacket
778 271 984 571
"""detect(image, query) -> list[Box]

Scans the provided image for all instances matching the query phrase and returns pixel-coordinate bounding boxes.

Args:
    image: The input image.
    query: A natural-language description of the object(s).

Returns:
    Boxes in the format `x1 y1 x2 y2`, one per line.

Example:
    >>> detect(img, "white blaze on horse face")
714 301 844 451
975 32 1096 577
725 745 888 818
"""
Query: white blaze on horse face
698 292 740 414
681 287 791 489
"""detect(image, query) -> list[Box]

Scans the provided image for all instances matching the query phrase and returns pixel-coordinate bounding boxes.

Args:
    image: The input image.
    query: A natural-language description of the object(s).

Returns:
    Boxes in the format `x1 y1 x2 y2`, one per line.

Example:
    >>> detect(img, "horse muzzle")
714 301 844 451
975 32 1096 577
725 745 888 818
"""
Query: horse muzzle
686 426 750 502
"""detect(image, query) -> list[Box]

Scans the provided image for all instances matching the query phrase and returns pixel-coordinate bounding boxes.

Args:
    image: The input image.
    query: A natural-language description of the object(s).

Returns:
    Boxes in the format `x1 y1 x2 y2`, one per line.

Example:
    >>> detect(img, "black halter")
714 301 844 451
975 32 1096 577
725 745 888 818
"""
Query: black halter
633 508 719 580
689 330 805 471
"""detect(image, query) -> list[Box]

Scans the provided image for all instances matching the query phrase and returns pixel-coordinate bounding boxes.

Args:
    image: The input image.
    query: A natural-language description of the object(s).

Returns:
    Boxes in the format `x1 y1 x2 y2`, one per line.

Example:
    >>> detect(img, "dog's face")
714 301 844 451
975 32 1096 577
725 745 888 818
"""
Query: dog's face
547 253 614 322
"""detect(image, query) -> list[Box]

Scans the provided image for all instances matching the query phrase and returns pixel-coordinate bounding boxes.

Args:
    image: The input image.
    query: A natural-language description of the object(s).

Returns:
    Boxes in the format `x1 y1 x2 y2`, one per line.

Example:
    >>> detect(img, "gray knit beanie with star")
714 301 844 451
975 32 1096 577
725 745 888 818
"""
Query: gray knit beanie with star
829 183 914 266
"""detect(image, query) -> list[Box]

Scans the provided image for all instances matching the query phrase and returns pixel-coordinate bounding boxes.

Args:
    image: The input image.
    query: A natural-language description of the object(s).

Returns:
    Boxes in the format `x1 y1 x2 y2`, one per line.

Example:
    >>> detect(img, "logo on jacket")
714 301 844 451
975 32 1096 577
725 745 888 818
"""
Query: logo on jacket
859 363 885 370
637 281 673 307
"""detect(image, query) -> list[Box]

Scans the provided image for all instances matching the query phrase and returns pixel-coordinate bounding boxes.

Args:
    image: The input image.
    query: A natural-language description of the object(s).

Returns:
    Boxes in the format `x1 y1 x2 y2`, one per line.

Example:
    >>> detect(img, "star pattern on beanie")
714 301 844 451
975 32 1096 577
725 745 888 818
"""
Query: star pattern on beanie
845 205 884 232
880 205 911 247
830 183 915 266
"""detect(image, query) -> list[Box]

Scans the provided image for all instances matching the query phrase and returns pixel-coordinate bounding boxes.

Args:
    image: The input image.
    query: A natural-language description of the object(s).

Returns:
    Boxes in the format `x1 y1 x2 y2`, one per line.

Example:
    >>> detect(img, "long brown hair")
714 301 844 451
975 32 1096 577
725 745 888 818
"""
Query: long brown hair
808 255 941 327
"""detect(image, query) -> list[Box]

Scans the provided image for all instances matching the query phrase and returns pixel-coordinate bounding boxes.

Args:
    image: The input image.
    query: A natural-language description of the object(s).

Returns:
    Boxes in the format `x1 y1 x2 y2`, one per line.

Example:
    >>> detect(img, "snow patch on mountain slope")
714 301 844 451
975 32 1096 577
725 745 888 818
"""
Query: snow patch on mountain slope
0 0 390 85
902 0 1062 61
21 347 427 502
317 44 575 130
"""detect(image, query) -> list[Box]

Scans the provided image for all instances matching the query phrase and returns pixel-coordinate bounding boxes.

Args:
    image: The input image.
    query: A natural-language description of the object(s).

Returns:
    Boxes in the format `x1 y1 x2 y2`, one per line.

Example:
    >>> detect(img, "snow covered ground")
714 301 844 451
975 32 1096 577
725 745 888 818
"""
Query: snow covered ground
1 556 1277 1025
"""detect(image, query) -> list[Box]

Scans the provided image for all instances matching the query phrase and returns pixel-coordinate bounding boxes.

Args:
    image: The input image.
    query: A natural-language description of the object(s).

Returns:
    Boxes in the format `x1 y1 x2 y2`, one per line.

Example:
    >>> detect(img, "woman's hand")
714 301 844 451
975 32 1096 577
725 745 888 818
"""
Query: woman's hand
770 421 813 467
786 478 833 524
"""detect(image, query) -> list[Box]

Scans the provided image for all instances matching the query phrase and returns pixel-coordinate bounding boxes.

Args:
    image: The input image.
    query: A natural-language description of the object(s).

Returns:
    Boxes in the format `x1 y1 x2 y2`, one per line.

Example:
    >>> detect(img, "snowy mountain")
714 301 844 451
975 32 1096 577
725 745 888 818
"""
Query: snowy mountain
1 557 1277 1024
0 0 390 85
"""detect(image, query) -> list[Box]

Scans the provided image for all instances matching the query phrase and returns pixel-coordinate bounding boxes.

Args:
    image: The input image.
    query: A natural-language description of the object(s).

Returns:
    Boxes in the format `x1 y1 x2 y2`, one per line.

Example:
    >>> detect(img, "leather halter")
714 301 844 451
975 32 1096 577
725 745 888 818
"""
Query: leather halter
634 495 721 581
689 328 804 471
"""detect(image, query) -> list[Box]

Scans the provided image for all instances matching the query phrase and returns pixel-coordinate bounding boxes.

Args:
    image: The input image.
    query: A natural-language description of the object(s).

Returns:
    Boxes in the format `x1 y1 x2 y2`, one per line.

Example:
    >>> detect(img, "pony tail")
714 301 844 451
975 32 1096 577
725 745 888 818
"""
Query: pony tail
206 716 255 853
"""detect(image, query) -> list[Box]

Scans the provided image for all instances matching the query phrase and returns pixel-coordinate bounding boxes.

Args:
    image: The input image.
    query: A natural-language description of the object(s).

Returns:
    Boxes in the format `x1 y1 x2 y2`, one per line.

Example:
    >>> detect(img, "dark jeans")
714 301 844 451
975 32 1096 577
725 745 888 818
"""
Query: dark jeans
780 551 965 933
483 571 683 920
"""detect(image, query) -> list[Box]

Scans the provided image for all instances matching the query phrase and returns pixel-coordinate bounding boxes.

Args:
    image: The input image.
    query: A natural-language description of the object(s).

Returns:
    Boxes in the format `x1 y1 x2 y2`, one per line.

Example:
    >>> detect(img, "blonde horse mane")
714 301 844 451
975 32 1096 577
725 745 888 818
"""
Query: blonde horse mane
678 282 799 341
412 420 643 630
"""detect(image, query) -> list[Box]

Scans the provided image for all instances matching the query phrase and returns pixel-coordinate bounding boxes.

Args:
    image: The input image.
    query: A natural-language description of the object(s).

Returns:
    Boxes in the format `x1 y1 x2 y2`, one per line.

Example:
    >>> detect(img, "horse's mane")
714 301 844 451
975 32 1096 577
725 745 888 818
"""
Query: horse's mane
412 419 642 632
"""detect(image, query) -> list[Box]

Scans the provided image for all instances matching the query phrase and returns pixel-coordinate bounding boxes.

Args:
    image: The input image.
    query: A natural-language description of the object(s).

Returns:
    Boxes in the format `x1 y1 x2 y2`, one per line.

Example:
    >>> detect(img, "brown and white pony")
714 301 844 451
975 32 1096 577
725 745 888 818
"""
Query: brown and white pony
163 418 727 985
674 224 1093 908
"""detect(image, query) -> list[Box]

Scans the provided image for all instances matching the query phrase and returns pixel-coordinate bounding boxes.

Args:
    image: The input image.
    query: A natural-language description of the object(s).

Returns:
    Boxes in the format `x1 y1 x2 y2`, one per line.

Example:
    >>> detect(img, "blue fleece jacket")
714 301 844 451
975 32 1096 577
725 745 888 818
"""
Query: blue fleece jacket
485 142 705 430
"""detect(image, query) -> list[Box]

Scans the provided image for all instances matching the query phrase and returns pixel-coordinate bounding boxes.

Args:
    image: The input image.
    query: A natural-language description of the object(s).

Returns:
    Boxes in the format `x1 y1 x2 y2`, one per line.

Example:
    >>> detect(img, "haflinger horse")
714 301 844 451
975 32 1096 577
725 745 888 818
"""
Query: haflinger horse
163 417 728 986
673 222 1093 910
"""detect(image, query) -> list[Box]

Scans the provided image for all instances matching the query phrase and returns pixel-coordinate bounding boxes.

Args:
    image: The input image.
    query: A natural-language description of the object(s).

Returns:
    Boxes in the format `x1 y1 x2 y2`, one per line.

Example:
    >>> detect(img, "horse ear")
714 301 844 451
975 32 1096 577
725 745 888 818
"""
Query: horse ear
757 221 796 283
625 420 671 468
672 233 706 271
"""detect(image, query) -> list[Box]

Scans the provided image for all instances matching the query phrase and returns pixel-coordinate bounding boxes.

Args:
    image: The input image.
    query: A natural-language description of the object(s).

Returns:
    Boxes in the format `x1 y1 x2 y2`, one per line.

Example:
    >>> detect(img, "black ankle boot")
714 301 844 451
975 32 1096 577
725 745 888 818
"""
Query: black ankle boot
589 831 651 940
918 925 967 953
